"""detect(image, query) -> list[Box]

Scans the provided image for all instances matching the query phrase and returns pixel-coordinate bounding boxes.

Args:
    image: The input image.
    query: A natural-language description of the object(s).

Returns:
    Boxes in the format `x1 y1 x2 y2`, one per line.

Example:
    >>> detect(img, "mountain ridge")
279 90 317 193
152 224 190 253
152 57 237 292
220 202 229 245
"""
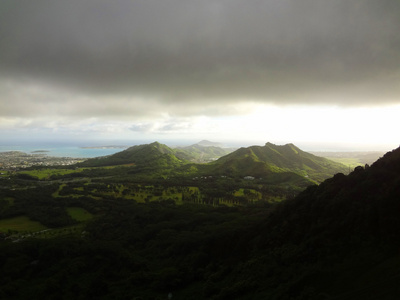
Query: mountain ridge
78 141 185 167
76 141 349 192
175 142 236 163
210 142 348 182
2 145 400 298
196 140 224 147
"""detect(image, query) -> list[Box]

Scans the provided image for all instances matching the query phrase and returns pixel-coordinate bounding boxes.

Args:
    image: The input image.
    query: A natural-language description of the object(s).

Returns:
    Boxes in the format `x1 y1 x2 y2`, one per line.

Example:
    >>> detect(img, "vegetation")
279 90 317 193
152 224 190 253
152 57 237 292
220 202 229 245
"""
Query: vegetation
0 216 47 233
210 142 348 182
1 142 397 299
311 151 384 169
78 142 185 168
66 207 93 222
19 168 84 180
175 143 235 163
75 142 347 186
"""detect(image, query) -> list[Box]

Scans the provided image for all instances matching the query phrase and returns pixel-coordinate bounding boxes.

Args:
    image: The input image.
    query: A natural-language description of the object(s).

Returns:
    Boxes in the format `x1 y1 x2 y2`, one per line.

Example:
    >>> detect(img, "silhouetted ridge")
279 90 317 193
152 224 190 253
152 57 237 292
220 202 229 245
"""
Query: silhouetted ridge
266 146 400 245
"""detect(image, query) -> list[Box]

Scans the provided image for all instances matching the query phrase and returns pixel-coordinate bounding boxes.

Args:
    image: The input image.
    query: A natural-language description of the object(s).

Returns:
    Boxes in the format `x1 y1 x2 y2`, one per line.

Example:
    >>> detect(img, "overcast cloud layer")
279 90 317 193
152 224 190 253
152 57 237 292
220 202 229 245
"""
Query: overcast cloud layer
1 0 400 148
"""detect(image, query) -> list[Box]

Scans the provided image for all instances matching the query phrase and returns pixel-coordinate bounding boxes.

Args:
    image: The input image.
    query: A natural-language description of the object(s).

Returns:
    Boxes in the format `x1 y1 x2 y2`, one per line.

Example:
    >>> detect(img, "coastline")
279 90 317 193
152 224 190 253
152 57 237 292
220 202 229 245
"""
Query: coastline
80 145 128 149
0 146 126 158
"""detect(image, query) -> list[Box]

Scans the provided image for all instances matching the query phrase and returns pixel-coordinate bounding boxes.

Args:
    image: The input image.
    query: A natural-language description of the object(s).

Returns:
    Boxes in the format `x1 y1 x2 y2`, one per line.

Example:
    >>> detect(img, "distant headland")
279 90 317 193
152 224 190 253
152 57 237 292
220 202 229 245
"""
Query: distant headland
31 150 50 153
80 145 128 149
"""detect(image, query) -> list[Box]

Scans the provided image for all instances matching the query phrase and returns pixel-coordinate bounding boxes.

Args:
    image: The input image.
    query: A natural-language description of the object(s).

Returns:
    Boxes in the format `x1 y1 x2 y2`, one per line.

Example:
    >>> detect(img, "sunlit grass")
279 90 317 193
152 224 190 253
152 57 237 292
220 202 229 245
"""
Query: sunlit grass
52 183 66 197
66 207 94 222
325 157 362 170
18 164 135 180
0 216 47 232
20 168 83 180
233 188 262 200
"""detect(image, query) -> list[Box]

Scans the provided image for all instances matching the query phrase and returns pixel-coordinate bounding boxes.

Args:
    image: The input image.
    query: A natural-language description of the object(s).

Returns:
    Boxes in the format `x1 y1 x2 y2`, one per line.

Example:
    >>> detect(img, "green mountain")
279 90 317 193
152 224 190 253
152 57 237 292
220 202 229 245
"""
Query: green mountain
2 147 399 299
196 140 224 147
78 141 185 168
174 142 235 163
209 142 348 182
78 141 347 188
79 141 233 167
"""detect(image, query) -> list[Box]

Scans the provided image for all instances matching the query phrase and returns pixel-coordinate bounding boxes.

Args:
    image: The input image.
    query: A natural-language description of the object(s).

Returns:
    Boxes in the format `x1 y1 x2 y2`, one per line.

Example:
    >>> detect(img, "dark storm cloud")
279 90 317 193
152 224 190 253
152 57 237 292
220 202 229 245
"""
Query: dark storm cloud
1 0 400 119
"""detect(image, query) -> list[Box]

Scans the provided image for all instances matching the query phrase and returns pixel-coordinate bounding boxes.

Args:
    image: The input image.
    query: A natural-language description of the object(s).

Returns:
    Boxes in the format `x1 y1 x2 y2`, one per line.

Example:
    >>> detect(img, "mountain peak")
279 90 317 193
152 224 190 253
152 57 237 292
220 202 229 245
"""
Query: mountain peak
196 140 223 147
265 142 296 148
79 142 182 167
213 142 347 182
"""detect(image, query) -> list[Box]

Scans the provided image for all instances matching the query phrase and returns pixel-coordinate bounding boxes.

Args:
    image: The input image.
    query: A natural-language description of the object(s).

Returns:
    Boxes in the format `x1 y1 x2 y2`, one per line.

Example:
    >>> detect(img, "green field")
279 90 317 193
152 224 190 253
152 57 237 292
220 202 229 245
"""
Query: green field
19 164 137 180
66 207 94 222
52 183 66 197
0 216 47 232
233 188 262 200
325 157 362 170
20 168 83 180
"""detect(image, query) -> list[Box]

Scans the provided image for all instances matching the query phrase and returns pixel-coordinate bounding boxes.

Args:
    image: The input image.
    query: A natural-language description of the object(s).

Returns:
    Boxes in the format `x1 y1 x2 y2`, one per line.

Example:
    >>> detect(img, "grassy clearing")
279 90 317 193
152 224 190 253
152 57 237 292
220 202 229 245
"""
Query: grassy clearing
234 188 262 200
18 164 136 180
162 189 183 204
52 183 66 197
188 186 199 193
265 196 285 203
101 163 135 169
66 207 94 222
20 168 83 180
326 157 362 170
52 184 84 199
0 216 47 232
119 186 183 204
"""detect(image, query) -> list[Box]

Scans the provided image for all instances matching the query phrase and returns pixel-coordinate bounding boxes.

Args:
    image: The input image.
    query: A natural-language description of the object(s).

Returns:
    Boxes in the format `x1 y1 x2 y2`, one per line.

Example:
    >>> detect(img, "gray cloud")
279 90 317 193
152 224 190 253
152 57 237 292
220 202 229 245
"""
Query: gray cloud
1 0 400 120
158 122 192 132
129 120 193 134
129 123 155 133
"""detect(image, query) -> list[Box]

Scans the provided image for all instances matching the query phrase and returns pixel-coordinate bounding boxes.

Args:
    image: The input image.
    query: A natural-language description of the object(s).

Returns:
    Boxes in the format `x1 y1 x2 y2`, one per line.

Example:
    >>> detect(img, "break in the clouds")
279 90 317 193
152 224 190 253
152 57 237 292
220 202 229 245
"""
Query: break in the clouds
1 0 400 148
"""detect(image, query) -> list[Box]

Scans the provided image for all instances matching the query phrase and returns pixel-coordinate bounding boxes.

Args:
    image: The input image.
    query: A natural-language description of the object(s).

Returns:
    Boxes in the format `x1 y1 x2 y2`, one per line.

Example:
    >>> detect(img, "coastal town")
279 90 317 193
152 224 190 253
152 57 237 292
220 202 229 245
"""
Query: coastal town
0 151 85 171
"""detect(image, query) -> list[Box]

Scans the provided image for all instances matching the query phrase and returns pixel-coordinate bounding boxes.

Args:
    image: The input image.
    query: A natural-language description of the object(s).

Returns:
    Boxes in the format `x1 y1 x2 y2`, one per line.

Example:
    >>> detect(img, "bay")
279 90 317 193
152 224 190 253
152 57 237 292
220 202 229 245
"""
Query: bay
0 145 127 158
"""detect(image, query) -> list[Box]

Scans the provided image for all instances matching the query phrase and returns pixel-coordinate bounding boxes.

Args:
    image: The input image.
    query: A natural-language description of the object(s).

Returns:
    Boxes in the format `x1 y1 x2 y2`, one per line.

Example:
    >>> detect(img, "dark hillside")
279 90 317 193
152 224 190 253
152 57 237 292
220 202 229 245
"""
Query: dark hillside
245 146 400 298
269 146 400 244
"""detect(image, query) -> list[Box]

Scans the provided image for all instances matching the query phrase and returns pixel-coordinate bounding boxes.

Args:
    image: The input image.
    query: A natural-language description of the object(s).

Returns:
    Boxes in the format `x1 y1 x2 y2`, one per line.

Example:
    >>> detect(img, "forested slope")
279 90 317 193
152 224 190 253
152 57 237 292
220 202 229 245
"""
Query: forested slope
1 146 399 299
78 142 185 167
210 142 348 182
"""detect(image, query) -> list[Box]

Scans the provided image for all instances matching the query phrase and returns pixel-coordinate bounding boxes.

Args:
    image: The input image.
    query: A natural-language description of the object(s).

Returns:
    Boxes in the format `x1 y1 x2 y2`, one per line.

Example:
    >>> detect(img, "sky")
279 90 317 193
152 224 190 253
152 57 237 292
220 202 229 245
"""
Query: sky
1 0 400 151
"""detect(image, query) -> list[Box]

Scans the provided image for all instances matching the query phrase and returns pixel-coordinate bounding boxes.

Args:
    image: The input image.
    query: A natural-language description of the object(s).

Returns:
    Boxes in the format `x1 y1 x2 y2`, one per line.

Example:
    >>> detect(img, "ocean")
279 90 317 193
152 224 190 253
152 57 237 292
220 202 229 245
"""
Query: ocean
0 145 128 158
